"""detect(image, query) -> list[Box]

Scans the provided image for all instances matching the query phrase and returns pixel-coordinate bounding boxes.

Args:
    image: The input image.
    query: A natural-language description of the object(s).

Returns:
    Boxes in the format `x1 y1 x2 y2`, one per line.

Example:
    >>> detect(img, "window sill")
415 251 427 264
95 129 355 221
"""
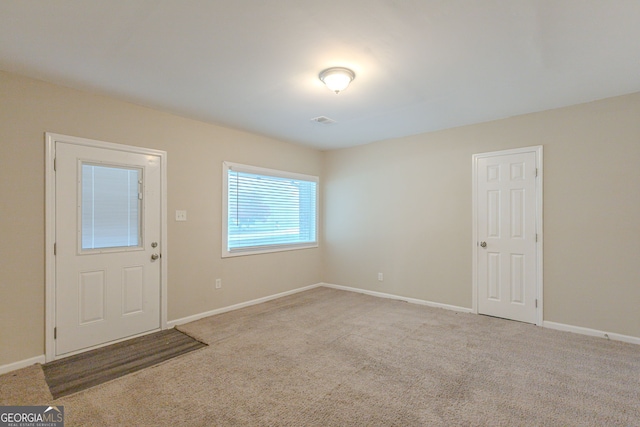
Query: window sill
222 243 318 258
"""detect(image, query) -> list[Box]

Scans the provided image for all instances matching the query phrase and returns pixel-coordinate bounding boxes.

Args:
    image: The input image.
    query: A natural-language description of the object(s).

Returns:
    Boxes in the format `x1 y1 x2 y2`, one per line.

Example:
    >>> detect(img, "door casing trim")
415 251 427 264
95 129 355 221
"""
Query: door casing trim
45 132 168 362
471 145 543 325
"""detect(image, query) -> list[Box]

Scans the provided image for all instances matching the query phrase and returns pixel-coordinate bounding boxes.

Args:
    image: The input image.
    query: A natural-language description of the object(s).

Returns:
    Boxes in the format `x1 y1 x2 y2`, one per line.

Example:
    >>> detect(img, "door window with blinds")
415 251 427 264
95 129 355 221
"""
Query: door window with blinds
80 162 142 251
223 162 318 257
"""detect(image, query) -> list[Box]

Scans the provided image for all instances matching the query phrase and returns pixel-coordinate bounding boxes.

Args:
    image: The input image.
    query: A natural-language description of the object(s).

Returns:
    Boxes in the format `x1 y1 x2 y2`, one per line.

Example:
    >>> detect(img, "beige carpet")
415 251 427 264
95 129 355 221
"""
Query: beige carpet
1 287 639 426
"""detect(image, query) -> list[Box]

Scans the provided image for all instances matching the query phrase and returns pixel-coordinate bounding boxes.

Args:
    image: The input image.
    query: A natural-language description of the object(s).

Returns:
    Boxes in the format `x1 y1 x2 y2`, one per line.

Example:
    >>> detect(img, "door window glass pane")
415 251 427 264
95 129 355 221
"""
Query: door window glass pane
81 164 141 250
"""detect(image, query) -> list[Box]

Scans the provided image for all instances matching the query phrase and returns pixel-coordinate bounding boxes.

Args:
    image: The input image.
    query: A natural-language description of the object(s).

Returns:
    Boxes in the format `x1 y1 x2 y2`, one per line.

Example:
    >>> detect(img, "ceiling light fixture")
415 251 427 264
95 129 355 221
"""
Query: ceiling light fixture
319 67 355 94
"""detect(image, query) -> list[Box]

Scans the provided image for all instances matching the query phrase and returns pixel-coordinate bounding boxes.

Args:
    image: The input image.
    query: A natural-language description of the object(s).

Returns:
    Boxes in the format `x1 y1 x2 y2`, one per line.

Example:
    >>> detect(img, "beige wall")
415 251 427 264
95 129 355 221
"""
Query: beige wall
2 68 639 368
0 71 323 366
324 93 640 338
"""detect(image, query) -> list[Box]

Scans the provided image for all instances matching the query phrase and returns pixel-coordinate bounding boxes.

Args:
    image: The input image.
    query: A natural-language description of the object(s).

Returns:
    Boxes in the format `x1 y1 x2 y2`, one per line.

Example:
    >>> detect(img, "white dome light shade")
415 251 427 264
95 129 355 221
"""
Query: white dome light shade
319 67 355 94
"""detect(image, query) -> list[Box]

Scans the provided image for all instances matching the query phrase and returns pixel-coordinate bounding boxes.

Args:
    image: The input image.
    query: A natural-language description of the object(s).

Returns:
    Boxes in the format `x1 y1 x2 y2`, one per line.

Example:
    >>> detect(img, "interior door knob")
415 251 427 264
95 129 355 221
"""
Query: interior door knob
151 253 159 261
480 241 487 248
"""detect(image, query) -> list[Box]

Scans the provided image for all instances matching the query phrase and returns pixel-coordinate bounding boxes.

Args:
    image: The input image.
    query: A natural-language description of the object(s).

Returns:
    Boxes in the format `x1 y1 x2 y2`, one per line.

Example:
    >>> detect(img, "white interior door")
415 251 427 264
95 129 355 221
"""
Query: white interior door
475 148 541 324
54 141 162 356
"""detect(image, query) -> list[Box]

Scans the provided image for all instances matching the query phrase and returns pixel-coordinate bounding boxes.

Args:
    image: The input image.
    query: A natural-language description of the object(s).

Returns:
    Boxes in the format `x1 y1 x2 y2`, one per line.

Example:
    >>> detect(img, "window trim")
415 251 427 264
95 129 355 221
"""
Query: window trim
222 161 319 258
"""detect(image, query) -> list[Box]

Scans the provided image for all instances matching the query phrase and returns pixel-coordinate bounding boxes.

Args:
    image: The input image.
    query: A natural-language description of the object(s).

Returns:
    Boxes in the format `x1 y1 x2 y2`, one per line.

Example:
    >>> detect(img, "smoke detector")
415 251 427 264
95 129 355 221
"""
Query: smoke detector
311 116 337 125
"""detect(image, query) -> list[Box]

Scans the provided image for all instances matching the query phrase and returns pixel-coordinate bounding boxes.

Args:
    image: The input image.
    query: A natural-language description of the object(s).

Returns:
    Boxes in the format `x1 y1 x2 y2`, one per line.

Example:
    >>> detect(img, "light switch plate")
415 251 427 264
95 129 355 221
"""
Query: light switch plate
175 210 187 221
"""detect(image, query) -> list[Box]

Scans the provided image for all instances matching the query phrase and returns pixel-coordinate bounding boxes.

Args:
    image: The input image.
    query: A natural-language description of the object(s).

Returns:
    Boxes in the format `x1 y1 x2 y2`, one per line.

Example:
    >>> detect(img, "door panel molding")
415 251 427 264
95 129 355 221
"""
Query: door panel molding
472 145 543 325
45 133 168 362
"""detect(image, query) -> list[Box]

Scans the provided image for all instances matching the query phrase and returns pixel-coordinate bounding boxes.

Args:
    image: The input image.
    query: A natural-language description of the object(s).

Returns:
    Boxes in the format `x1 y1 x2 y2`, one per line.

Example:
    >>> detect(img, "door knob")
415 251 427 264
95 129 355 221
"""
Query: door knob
480 241 487 248
151 253 159 261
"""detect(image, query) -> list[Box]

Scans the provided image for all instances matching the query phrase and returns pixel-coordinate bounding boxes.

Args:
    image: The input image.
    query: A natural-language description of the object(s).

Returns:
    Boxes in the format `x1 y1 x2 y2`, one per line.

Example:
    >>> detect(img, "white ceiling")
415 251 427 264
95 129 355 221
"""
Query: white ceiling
1 1 639 150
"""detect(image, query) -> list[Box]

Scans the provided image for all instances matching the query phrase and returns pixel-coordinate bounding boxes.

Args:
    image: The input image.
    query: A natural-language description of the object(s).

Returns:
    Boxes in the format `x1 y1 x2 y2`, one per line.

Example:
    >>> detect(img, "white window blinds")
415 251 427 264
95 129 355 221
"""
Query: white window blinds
81 163 141 250
223 162 318 256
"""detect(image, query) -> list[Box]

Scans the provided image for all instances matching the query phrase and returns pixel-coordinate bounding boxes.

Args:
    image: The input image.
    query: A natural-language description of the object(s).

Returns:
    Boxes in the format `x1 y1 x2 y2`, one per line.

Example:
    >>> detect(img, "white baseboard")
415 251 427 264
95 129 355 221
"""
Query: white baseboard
543 321 640 345
4 285 637 376
321 283 474 314
0 355 46 376
167 281 472 330
167 283 322 328
323 284 640 345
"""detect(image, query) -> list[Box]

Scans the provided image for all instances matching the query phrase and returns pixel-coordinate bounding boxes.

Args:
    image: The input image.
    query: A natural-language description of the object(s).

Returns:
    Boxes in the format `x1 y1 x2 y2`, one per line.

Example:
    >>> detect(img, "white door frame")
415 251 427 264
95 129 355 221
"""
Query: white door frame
45 133 168 361
472 145 543 325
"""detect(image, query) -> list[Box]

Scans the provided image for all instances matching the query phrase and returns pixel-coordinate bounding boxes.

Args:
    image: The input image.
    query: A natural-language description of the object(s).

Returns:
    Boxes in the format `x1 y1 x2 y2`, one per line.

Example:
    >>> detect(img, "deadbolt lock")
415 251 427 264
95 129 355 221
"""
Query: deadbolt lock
151 242 158 248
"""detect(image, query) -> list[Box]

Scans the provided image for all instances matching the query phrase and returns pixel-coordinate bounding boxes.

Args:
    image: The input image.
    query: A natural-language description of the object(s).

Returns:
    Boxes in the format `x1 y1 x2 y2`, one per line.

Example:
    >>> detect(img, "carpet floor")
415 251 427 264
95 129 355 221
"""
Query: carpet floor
42 328 206 399
1 287 639 426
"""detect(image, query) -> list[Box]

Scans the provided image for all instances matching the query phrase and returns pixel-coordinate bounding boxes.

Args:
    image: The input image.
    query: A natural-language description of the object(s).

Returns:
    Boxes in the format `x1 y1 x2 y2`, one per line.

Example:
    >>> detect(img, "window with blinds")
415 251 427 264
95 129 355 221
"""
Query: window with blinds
81 163 142 250
223 162 318 257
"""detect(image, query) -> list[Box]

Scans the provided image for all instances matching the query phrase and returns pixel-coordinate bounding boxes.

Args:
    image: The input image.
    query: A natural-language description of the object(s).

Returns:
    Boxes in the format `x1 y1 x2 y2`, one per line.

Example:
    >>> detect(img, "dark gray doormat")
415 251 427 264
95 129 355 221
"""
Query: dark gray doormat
43 328 207 399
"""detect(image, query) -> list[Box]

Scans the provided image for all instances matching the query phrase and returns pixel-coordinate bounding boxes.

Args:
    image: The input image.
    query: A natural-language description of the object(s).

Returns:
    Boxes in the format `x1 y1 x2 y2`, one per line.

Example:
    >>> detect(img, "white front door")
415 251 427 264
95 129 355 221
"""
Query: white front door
474 147 541 324
54 140 162 356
